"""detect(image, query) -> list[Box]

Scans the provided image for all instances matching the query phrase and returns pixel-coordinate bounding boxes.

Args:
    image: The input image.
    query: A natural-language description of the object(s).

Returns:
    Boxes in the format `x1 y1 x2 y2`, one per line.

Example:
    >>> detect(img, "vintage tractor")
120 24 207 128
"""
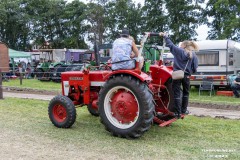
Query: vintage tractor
35 48 63 81
48 33 181 138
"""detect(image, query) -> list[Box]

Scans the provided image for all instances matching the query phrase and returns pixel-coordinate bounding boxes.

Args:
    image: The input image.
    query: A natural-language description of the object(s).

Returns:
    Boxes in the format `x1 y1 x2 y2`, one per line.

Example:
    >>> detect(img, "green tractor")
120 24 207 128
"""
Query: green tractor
140 38 171 72
35 48 63 81
51 50 96 83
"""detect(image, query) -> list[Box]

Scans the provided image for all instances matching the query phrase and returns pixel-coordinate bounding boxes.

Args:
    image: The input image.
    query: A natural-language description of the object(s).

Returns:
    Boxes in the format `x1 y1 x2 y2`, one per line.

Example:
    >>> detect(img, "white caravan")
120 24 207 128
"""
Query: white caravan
191 40 240 87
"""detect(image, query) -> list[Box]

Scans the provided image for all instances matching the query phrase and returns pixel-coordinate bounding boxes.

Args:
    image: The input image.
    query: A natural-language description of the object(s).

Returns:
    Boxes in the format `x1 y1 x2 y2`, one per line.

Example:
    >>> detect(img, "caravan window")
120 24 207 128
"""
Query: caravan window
196 51 219 66
229 52 233 66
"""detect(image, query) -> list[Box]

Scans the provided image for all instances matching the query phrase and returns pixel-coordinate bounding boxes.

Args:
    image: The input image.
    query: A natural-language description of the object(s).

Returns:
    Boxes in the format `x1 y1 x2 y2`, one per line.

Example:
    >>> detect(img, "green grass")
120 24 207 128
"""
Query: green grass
0 98 239 159
2 78 61 92
190 87 240 106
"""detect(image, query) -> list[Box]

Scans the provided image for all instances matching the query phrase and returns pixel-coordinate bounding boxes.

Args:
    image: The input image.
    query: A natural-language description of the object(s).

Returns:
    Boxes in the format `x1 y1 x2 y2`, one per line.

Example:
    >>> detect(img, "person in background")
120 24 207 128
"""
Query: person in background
231 73 240 98
111 28 143 70
25 62 32 79
160 32 199 118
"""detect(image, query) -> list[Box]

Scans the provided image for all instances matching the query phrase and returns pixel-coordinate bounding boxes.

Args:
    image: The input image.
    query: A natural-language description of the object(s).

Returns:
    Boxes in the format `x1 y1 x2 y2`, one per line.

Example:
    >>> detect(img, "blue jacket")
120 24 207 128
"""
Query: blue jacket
164 36 198 76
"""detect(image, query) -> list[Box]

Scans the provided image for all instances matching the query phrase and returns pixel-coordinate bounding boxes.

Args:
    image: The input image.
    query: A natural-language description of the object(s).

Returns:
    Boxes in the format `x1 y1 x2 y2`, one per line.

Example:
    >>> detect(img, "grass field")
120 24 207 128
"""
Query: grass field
0 98 239 159
2 78 61 92
189 88 240 106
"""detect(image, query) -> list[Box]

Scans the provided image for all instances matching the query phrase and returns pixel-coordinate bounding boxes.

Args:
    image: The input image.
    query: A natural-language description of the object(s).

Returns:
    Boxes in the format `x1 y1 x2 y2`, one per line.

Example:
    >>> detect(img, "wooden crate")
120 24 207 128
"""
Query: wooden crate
216 91 234 97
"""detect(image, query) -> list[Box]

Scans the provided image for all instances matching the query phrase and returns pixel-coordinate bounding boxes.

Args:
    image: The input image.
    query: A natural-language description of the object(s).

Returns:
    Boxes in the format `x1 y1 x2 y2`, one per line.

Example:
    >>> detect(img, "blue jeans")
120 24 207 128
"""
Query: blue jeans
231 84 240 98
172 75 190 114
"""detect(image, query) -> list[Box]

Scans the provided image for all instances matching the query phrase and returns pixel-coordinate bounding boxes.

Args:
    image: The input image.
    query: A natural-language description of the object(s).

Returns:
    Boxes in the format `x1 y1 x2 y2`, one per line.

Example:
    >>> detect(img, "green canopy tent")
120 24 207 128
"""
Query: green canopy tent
9 49 31 58
9 49 31 74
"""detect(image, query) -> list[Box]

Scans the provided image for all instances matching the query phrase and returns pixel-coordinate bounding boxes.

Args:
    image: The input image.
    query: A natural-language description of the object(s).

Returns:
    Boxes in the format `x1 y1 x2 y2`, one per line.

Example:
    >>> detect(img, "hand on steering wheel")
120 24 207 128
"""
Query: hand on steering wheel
159 32 167 36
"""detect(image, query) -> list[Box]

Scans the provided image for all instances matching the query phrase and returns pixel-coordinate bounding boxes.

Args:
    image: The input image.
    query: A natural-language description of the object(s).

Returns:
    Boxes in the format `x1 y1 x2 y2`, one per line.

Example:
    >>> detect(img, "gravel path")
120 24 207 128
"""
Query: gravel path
3 92 240 119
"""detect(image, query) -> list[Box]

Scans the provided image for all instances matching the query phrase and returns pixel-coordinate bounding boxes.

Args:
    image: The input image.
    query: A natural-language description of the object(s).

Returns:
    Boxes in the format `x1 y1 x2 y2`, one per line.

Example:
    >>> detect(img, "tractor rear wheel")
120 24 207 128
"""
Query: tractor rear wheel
154 79 175 113
48 95 76 128
165 79 175 112
87 104 99 116
98 75 155 138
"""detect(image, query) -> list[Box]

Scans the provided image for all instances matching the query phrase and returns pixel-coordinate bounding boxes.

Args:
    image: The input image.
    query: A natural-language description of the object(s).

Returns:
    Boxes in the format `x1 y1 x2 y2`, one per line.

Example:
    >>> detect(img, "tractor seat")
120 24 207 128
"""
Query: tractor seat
110 59 136 71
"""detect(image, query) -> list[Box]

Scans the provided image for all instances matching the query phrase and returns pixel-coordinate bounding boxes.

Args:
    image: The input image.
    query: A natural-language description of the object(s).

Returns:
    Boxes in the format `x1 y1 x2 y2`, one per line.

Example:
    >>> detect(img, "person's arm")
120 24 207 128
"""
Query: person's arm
233 80 238 85
164 37 185 57
191 55 198 73
234 78 240 85
159 32 184 57
132 41 139 57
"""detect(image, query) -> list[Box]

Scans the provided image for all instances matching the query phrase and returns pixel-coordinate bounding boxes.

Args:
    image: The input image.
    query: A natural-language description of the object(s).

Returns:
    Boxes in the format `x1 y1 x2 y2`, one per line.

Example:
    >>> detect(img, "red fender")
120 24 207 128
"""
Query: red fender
103 70 152 82
150 65 173 85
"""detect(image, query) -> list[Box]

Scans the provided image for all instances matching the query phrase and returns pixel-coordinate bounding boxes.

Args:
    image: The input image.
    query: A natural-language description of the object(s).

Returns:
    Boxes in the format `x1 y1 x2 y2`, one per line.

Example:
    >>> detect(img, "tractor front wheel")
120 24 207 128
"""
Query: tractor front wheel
48 95 76 128
98 75 155 138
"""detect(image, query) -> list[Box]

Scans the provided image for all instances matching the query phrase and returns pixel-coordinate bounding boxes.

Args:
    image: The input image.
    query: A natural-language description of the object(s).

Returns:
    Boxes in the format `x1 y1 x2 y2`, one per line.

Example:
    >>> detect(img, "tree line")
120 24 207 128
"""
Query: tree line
0 0 239 51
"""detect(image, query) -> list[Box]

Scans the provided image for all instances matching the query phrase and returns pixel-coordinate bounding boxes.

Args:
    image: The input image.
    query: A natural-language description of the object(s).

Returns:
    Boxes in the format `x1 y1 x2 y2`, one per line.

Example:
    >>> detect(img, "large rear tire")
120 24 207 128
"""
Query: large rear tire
165 79 175 112
154 78 175 113
48 95 76 128
98 75 155 138
87 104 99 116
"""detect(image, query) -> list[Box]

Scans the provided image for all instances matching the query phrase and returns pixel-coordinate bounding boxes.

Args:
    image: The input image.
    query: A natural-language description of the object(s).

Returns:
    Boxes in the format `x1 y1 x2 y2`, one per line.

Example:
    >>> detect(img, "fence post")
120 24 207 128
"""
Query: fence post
19 67 22 85
0 69 3 99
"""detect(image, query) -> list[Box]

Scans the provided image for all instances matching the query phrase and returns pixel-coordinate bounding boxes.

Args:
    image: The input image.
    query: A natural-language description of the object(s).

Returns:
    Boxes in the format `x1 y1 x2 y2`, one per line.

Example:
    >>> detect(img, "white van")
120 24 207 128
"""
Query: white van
162 52 174 66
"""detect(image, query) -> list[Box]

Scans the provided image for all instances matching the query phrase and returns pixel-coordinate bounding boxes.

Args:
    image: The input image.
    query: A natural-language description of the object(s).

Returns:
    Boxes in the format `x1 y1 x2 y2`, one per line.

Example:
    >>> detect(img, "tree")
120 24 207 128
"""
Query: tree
165 0 204 42
1 0 238 51
0 0 32 50
104 0 143 43
142 0 166 32
63 0 88 48
86 2 106 45
204 0 240 40
141 0 166 45
27 0 65 48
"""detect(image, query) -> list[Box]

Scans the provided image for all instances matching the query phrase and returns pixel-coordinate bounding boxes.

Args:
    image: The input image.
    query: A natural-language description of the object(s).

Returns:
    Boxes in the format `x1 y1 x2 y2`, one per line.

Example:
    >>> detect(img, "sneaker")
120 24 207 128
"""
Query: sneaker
173 113 181 119
182 110 190 115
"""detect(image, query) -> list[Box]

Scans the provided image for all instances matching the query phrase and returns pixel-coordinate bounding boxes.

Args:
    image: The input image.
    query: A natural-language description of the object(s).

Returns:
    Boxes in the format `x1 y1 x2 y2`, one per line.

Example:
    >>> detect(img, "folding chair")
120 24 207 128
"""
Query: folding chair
199 77 214 96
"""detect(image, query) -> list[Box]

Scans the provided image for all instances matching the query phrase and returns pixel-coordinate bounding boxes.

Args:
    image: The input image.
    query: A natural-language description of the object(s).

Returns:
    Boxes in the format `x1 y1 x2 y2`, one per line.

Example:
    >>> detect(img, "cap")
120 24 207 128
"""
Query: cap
120 28 130 37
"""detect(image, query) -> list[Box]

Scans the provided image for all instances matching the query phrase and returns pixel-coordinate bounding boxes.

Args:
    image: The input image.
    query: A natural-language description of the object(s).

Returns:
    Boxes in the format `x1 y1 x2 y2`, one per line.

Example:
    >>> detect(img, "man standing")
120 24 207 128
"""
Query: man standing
159 32 199 118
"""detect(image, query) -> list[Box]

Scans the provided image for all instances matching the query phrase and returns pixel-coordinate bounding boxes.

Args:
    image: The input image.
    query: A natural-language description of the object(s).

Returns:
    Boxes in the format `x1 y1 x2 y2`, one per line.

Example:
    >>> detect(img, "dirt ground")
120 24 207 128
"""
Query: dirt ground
2 86 60 95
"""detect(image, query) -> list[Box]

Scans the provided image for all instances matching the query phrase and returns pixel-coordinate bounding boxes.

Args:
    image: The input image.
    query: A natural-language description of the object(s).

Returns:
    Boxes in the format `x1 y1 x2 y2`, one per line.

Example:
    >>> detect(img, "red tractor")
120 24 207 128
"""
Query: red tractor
48 33 182 138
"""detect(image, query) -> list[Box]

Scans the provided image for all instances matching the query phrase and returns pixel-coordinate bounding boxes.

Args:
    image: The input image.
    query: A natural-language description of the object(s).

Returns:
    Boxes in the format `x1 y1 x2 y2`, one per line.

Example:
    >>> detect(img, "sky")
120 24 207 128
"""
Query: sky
66 0 209 41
